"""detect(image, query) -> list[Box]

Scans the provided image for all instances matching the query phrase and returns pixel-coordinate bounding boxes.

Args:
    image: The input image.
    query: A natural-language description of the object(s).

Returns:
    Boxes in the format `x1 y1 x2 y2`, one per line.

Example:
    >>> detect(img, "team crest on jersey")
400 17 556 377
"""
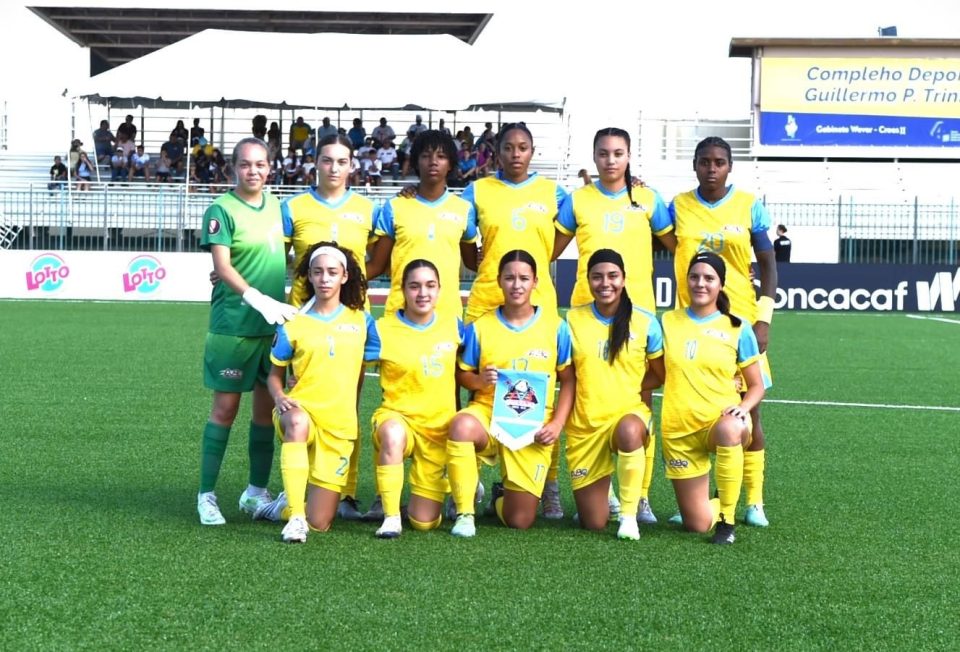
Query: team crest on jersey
336 324 361 334
723 224 745 234
526 349 549 360
437 212 464 224
434 341 457 353
704 328 730 341
208 219 221 235
502 379 540 415
340 212 365 224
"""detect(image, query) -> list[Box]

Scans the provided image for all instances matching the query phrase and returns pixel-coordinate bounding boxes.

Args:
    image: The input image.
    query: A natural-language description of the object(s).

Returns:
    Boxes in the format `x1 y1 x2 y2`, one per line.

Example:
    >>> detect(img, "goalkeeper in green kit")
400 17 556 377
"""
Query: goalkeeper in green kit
196 137 297 526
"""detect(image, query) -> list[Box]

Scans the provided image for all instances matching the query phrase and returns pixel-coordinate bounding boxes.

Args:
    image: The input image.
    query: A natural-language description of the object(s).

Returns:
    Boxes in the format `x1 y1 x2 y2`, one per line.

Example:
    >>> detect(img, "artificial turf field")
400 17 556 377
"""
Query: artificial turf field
2 300 959 650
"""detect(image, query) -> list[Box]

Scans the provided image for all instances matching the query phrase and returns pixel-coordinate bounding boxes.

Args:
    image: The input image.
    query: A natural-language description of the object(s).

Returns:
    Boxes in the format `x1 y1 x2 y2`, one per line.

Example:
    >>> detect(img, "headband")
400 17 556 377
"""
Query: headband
689 251 726 286
587 248 625 272
309 246 348 270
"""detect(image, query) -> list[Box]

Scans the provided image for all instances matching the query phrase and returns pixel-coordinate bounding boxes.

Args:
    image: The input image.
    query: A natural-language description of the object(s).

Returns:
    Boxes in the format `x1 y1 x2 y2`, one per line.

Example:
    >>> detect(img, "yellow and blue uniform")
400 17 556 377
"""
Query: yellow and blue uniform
566 303 663 491
281 189 379 307
367 312 464 505
556 183 672 311
452 307 572 499
461 172 568 323
375 191 477 319
659 307 759 479
270 305 376 491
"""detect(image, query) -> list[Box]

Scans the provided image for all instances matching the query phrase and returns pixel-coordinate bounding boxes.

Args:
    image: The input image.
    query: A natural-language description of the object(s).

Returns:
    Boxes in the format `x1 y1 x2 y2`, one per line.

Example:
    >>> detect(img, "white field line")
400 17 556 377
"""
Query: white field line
906 314 960 325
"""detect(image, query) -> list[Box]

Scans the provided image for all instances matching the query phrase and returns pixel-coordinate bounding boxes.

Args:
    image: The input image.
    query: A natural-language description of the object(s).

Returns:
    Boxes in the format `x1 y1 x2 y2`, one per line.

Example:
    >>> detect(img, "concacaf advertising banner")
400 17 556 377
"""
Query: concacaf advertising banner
759 57 960 147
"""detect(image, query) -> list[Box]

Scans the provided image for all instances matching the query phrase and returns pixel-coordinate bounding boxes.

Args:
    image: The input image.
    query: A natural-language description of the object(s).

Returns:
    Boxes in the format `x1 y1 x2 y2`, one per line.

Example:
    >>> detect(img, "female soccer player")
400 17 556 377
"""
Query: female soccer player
566 249 665 540
366 130 477 320
553 127 677 524
669 136 777 527
446 250 575 538
659 252 765 545
197 137 296 526
366 259 463 538
267 241 375 543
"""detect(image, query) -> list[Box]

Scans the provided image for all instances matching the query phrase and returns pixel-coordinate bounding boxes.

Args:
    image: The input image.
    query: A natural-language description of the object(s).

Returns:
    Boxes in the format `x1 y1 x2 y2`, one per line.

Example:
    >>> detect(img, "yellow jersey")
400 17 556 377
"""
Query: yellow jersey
375 191 477 319
556 182 672 311
566 303 664 436
270 305 376 440
669 186 771 324
660 308 760 438
367 312 464 440
461 172 568 322
281 189 379 307
458 307 572 417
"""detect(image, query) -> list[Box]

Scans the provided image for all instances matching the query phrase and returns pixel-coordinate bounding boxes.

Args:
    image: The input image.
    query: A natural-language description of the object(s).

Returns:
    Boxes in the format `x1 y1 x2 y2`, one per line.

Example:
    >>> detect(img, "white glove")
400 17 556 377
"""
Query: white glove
242 287 298 325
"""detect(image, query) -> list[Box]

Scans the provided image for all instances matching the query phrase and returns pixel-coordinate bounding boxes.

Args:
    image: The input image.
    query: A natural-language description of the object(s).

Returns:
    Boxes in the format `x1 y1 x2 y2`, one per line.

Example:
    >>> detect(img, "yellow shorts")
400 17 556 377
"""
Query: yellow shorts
566 411 651 491
457 402 554 498
737 351 774 392
662 418 753 480
372 408 449 503
273 409 355 492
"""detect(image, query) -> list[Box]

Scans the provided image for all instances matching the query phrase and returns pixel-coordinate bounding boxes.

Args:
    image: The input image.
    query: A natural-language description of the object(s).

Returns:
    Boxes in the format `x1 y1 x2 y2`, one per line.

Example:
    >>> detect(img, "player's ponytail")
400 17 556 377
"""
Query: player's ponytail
593 127 638 208
717 289 741 328
587 248 632 364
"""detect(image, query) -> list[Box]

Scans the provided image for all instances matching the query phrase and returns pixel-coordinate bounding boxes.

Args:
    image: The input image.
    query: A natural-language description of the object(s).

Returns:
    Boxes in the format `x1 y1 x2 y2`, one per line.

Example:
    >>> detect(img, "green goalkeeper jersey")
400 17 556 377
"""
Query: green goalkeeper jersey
201 190 286 337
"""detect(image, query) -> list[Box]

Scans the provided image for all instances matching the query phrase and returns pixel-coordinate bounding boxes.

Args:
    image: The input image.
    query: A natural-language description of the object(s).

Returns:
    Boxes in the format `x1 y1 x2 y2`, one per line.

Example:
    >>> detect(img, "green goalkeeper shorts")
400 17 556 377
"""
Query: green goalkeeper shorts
203 332 272 393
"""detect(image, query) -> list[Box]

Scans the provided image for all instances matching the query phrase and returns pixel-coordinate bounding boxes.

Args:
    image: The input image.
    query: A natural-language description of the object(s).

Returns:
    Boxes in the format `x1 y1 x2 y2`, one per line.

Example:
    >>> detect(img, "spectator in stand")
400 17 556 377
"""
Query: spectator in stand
372 117 395 146
267 122 282 162
358 137 376 160
454 130 465 152
348 118 366 150
377 139 400 180
69 138 85 169
282 146 302 185
475 141 494 178
171 120 189 146
110 147 129 181
462 125 475 149
301 154 316 183
131 144 150 181
407 114 428 141
48 155 67 191
578 168 592 186
211 148 228 184
480 122 496 148
161 132 185 174
290 117 312 150
193 145 212 184
191 118 206 145
93 120 115 163
75 149 94 190
155 150 172 182
117 114 137 144
438 118 451 137
349 152 362 187
117 132 136 161
318 117 338 140
252 114 268 140
363 149 383 186
456 144 478 187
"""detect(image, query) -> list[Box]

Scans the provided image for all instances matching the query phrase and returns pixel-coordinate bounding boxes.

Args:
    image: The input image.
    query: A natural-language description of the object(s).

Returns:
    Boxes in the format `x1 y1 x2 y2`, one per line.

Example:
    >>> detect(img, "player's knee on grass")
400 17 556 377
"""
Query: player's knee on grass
502 494 538 530
615 414 647 452
409 514 442 531
578 509 608 531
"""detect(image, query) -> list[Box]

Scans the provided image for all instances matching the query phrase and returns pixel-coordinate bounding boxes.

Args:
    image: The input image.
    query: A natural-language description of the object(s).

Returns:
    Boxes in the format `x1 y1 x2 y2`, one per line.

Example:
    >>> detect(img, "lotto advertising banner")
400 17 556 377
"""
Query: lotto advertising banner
758 57 960 147
555 261 960 313
0 250 213 301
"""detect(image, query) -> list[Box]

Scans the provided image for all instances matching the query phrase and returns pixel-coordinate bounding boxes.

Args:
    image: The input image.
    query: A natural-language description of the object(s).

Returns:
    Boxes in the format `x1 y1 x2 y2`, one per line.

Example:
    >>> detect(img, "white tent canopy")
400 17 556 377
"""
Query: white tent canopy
73 29 564 112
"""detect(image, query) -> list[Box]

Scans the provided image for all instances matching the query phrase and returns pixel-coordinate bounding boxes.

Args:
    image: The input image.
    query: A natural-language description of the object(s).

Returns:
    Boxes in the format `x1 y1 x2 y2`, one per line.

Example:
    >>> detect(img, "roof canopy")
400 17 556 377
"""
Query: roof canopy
73 29 564 112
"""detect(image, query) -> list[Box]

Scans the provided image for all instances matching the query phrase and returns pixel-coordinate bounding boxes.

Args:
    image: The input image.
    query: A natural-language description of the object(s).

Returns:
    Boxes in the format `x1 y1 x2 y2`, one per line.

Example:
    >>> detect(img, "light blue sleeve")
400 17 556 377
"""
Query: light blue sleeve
270 324 293 363
281 201 294 238
556 320 573 367
457 317 465 345
646 316 664 356
369 202 382 240
737 323 761 364
460 182 477 208
459 322 480 369
556 193 577 234
363 314 381 361
554 184 570 213
751 198 772 233
667 198 678 227
462 203 478 241
649 191 672 234
375 199 396 238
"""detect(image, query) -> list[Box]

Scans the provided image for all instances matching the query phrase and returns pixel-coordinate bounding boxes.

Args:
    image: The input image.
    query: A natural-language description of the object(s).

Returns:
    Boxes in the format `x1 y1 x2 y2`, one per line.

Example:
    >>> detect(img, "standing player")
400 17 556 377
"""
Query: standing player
366 259 463 538
659 252 765 544
267 242 375 543
197 137 296 526
552 127 676 524
446 250 575 538
566 250 665 540
669 136 777 527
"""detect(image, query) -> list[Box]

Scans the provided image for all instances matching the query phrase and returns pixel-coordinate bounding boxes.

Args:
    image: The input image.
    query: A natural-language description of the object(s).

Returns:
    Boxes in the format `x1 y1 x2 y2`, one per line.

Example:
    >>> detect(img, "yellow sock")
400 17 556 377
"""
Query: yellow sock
342 433 361 498
743 449 765 506
281 442 309 518
409 514 442 531
715 444 744 525
494 495 506 526
376 463 404 517
616 447 645 518
547 441 560 483
446 440 478 515
709 497 721 526
641 432 656 498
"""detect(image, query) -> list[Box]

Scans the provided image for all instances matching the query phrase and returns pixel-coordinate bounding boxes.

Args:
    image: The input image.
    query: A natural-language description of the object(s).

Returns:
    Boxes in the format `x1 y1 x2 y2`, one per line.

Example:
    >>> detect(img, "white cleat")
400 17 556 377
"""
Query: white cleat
238 487 273 516
541 481 564 520
636 498 658 525
617 516 641 541
253 491 288 522
281 515 309 543
451 514 476 538
197 492 226 526
375 515 403 539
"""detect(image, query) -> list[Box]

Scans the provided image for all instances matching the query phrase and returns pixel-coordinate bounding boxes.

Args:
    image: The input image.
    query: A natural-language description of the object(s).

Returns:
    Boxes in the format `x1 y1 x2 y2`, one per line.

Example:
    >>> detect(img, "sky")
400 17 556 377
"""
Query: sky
1 0 958 152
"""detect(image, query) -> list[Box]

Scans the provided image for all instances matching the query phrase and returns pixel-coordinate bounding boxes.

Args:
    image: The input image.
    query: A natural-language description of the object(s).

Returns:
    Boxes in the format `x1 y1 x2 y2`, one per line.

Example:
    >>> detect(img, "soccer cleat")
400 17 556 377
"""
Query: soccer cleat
617 516 641 541
540 481 564 520
608 489 621 518
451 513 476 538
444 496 458 523
197 492 226 526
375 515 403 539
337 496 363 521
281 515 309 543
475 480 486 507
668 511 683 526
362 495 385 522
744 504 770 527
253 491 287 522
637 498 658 525
238 487 273 516
485 482 504 516
711 519 736 545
